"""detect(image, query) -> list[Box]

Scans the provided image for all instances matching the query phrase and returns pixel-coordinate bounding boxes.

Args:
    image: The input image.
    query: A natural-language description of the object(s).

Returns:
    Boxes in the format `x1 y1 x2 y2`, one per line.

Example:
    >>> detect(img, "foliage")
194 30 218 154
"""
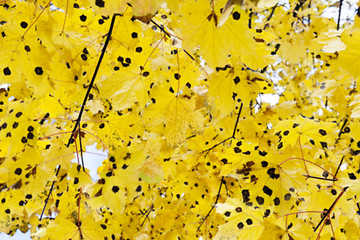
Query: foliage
0 0 360 239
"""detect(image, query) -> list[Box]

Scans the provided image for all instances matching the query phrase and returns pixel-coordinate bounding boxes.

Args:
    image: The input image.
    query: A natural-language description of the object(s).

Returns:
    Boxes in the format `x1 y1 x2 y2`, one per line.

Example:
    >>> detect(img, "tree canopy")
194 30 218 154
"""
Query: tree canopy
0 0 360 239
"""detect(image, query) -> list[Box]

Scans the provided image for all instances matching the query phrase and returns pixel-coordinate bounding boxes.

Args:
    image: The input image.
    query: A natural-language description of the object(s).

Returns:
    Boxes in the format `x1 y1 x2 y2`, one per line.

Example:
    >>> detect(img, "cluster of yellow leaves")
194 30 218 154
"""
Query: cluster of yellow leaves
0 0 360 239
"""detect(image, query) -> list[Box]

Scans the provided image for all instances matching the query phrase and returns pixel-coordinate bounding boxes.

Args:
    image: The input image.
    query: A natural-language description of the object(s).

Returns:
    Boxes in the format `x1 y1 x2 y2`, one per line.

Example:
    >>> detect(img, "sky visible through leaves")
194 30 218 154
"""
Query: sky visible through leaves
1 0 360 239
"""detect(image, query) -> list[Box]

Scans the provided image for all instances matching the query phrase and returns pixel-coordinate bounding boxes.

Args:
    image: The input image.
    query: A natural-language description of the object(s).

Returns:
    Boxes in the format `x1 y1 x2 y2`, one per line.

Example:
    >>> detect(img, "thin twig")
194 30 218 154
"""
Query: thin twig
303 175 337 182
333 156 344 180
78 129 85 172
232 103 243 138
141 204 154 227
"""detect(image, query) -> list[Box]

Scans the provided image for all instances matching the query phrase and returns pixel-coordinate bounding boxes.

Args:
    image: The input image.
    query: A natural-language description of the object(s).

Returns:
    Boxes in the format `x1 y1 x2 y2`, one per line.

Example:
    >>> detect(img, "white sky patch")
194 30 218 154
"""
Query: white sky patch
259 93 280 105
340 162 348 171
0 231 31 240
71 143 107 181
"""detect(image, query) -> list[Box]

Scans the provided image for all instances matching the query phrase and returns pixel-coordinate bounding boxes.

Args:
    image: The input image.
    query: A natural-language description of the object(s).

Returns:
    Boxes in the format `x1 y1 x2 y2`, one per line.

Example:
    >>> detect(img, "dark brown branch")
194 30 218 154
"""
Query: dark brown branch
41 13 121 221
337 0 343 31
314 186 348 231
150 20 171 38
67 13 121 147
40 165 61 220
197 176 224 231
183 49 195 61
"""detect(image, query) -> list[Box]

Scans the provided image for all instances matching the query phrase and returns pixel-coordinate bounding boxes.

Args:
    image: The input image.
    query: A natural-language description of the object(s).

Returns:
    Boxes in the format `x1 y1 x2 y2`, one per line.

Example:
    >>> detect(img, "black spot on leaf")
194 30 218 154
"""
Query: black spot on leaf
20 21 28 28
284 193 291 201
27 132 34 139
131 32 138 38
15 168 22 175
112 186 119 193
233 11 240 20
348 173 356 180
319 129 327 136
3 67 11 75
256 196 264 205
95 0 105 7
80 14 87 22
264 209 271 217
237 222 244 229
234 76 240 84
35 67 43 75
234 147 241 153
267 168 280 179
258 150 267 156
263 186 272 196
243 151 251 155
